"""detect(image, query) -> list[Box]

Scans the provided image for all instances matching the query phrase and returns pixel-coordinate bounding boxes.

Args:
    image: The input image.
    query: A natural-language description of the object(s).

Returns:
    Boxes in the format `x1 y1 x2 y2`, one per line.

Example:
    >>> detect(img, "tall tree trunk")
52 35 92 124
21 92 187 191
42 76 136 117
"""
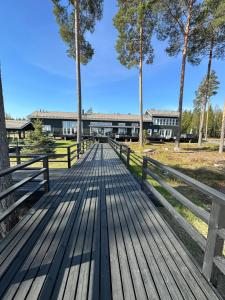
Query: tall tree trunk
205 98 210 141
0 70 16 239
175 1 193 150
198 38 213 147
74 0 82 143
139 24 143 147
219 101 225 154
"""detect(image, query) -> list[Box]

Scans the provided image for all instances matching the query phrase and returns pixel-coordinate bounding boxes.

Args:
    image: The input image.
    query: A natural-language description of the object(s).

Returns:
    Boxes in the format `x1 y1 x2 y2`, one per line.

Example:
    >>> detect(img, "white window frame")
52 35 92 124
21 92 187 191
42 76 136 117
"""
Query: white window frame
42 125 51 132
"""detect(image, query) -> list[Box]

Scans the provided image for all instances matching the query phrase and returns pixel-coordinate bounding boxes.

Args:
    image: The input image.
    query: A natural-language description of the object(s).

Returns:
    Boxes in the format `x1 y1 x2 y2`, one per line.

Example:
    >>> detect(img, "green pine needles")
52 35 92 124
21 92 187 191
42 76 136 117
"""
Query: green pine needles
52 0 104 64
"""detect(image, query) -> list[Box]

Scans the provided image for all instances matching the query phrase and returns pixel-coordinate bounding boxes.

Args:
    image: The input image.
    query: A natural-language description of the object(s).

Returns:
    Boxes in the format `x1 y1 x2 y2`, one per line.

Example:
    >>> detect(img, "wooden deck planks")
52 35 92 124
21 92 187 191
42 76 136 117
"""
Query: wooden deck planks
0 143 221 300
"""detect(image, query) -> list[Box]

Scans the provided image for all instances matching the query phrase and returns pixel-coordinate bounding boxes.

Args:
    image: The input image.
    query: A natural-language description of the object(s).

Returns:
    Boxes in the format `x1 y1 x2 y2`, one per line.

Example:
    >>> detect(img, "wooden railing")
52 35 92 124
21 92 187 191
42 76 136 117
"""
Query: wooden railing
0 155 50 224
109 139 225 287
143 157 225 286
108 138 130 167
9 138 95 169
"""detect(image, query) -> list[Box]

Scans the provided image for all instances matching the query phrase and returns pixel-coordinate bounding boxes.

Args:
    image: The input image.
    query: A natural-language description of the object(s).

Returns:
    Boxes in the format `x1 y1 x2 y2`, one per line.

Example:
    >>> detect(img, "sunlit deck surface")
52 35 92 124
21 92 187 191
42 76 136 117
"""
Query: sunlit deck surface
0 144 220 299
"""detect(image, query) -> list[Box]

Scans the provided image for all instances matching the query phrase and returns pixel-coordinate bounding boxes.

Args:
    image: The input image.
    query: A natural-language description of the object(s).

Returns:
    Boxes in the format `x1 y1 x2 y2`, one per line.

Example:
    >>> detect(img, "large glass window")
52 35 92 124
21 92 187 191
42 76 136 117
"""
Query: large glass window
118 128 127 135
159 129 172 138
62 121 77 135
90 127 112 136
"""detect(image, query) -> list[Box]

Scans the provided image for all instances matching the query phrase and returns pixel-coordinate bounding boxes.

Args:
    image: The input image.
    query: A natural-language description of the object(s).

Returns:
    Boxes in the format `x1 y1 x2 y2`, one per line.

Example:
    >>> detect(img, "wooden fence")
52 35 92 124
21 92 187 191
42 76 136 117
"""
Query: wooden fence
9 138 94 169
0 154 50 224
109 138 225 286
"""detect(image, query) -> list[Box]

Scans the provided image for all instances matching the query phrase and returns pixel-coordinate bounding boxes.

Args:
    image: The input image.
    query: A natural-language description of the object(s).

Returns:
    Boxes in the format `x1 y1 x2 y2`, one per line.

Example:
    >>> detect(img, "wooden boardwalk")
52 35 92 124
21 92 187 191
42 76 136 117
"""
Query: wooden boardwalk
0 143 221 300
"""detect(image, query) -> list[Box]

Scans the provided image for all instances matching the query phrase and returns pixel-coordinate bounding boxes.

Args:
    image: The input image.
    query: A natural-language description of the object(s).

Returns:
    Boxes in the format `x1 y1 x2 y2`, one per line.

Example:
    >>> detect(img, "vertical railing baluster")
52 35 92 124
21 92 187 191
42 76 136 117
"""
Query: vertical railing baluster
16 146 21 165
203 203 225 285
67 146 71 168
127 147 130 168
43 156 50 193
82 140 84 154
141 157 147 190
77 143 80 159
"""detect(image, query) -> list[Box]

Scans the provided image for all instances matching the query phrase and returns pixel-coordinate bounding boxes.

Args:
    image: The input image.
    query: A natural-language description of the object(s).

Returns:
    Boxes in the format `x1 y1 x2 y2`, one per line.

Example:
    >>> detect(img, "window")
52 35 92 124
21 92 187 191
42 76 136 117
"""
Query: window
118 123 126 127
118 128 127 135
132 123 139 127
42 125 51 132
90 127 112 136
62 121 77 135
159 129 172 138
153 117 178 126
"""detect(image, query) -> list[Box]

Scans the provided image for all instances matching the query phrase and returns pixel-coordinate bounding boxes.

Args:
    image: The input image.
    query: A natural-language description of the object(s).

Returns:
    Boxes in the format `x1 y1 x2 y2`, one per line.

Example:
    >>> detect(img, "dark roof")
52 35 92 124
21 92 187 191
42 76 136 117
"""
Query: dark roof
28 111 151 122
28 109 179 123
5 120 32 130
146 109 179 117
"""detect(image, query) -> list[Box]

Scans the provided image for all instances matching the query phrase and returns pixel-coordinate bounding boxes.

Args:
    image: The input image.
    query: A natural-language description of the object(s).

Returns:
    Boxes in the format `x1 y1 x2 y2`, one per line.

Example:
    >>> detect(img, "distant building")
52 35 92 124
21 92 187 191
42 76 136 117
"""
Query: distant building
6 120 34 139
28 109 179 140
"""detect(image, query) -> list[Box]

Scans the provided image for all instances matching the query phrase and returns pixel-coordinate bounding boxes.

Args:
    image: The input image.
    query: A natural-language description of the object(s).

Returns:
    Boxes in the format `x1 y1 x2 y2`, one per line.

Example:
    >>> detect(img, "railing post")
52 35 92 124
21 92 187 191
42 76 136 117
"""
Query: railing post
203 203 225 285
16 146 21 165
77 143 80 159
127 147 130 168
82 141 84 154
43 156 50 193
67 146 71 169
142 157 147 189
119 145 122 158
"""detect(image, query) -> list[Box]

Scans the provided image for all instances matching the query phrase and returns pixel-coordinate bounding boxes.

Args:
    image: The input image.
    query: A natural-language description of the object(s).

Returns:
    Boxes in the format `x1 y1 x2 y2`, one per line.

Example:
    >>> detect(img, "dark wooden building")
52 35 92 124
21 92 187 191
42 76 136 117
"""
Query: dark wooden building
28 110 179 140
6 120 34 139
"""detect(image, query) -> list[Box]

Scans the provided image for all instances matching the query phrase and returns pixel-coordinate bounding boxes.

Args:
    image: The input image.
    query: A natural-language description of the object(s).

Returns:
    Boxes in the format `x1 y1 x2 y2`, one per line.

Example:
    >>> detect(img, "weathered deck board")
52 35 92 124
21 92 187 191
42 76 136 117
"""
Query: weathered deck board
0 143 221 300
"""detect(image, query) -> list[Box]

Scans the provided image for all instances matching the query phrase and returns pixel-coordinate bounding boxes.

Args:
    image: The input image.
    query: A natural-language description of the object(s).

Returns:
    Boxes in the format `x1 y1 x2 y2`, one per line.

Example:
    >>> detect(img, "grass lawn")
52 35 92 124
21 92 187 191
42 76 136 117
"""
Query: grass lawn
126 140 225 253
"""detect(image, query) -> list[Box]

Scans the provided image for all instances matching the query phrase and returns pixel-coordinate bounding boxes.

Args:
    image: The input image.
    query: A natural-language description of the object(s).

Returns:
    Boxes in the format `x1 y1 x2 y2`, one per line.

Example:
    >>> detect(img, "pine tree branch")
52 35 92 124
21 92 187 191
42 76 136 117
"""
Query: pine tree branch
161 1 185 34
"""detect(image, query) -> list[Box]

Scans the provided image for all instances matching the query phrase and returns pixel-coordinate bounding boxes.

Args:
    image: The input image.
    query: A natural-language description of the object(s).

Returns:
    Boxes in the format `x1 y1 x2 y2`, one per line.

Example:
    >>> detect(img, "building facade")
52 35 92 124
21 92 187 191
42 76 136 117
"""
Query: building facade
6 120 34 139
28 110 179 140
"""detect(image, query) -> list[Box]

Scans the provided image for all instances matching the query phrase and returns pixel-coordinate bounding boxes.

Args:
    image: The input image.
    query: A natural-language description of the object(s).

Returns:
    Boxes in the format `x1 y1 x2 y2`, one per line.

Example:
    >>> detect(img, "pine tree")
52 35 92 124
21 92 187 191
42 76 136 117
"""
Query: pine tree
182 110 193 134
114 0 155 146
23 119 55 154
155 0 203 149
207 105 214 137
51 0 104 142
194 70 219 144
213 105 223 137
188 0 225 146
194 71 219 107
219 101 225 153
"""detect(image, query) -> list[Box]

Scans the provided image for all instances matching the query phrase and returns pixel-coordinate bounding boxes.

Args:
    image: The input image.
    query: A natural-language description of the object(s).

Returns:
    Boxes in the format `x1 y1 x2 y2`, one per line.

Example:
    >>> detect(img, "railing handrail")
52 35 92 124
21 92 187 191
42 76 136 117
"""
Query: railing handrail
142 155 225 285
108 137 130 168
9 137 95 169
0 155 48 177
108 137 129 149
0 154 50 227
9 143 78 149
144 156 225 207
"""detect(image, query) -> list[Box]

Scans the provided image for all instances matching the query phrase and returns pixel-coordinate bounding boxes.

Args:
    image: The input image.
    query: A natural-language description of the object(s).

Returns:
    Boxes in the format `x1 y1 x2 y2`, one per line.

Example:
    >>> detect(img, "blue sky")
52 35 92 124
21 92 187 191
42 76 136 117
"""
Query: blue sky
0 0 224 119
